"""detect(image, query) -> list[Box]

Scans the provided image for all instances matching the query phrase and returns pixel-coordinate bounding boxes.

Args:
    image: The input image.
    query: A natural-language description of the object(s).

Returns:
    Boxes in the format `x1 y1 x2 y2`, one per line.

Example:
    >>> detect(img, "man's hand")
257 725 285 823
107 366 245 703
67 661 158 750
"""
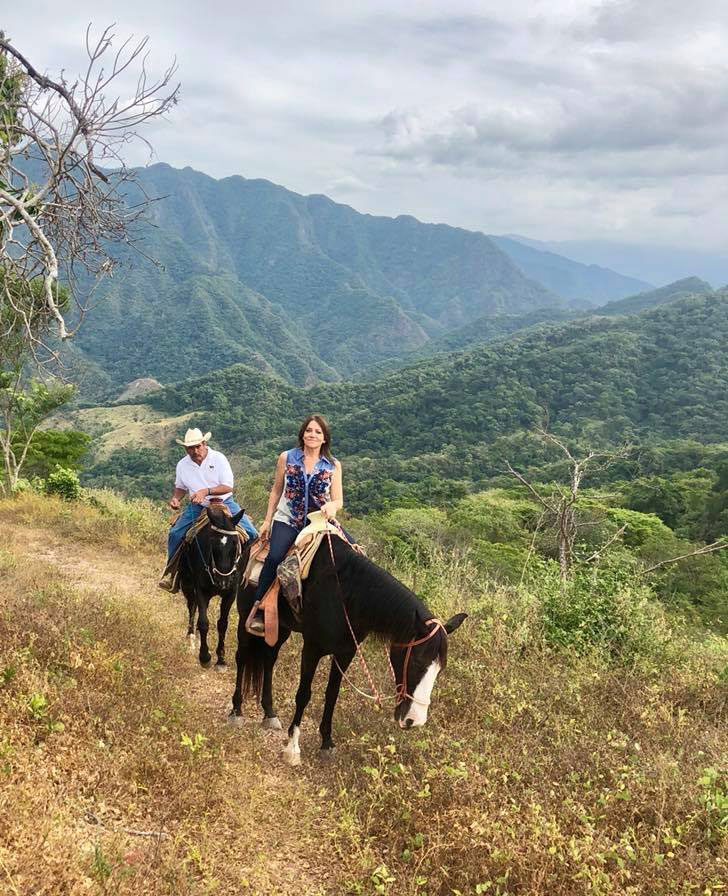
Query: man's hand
169 496 181 511
191 488 209 505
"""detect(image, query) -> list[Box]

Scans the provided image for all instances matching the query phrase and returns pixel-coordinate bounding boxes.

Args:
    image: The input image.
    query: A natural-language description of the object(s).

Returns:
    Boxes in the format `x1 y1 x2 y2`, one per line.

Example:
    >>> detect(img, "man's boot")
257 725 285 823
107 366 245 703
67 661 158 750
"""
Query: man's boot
158 570 180 593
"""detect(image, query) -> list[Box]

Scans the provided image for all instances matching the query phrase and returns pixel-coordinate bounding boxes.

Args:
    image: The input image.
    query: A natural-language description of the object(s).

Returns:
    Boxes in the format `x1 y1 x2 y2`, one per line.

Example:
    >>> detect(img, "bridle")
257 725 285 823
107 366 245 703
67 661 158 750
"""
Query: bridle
325 531 447 709
194 522 243 586
391 618 447 707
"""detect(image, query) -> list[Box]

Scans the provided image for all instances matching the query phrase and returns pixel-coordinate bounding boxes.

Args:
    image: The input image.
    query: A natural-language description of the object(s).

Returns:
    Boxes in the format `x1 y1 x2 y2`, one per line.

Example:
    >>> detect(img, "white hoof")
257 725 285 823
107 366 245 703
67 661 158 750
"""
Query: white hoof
261 716 282 731
227 712 244 727
187 634 196 652
214 663 227 674
283 747 301 766
283 726 301 765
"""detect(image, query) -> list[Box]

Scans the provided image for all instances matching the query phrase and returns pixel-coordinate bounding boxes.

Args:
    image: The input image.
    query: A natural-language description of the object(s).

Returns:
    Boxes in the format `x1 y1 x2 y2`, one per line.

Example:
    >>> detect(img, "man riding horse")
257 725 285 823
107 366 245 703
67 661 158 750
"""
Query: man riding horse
158 427 258 592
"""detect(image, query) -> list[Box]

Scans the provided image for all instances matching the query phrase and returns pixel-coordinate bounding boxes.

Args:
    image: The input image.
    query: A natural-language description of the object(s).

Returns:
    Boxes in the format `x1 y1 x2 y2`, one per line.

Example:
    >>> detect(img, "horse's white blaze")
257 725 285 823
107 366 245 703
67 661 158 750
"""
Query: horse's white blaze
283 726 301 765
220 535 228 545
401 660 440 728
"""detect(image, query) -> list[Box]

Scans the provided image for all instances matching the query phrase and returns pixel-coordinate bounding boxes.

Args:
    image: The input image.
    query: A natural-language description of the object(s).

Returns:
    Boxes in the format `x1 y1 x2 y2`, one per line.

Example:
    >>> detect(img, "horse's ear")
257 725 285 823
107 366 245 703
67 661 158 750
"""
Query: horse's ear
231 509 245 527
444 613 467 635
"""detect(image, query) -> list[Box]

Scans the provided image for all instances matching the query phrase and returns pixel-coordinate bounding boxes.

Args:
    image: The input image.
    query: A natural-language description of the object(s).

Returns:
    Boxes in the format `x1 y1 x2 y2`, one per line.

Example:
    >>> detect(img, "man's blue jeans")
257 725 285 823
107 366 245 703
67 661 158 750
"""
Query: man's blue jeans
167 499 258 560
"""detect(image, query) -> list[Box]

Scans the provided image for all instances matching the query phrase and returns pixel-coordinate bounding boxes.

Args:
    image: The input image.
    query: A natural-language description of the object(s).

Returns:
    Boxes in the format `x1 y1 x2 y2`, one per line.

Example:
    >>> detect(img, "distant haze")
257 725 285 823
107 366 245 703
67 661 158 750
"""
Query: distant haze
5 1 728 252
506 238 728 289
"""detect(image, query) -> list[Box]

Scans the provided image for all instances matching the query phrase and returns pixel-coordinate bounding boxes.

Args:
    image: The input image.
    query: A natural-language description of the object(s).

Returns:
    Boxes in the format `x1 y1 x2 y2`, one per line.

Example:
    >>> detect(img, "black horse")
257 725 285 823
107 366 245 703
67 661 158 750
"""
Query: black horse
179 505 253 669
229 534 466 763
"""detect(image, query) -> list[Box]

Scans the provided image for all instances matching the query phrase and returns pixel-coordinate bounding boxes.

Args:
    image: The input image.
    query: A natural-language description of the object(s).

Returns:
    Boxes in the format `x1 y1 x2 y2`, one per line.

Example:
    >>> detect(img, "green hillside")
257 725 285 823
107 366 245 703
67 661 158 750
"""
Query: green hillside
71 164 560 391
80 292 728 514
597 277 713 316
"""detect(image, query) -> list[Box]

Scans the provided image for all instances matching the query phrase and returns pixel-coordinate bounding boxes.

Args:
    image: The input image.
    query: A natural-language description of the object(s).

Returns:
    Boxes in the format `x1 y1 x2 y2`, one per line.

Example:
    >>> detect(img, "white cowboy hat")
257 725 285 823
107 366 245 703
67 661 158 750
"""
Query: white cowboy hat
176 427 211 447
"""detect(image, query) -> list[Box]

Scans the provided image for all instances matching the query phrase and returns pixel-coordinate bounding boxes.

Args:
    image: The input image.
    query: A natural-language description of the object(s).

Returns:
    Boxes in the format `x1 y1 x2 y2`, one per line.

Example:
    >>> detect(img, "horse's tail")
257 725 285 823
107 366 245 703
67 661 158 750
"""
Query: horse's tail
241 633 267 699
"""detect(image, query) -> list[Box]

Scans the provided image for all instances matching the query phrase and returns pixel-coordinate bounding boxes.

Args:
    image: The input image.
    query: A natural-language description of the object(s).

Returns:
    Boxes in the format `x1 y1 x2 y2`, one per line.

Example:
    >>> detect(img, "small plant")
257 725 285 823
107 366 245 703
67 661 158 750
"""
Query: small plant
26 691 64 733
180 731 207 754
698 767 728 843
45 466 81 501
90 843 113 888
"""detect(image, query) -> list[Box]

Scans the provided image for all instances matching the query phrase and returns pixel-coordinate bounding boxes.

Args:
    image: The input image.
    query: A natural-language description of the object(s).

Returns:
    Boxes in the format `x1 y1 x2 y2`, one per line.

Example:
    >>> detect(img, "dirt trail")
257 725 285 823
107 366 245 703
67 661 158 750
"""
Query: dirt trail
5 523 341 896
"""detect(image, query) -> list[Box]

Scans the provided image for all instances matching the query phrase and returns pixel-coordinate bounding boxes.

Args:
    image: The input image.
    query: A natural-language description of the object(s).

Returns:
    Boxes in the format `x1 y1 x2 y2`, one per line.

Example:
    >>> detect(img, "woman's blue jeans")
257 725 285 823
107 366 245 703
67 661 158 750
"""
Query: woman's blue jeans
254 521 299 601
254 518 355 601
167 499 258 560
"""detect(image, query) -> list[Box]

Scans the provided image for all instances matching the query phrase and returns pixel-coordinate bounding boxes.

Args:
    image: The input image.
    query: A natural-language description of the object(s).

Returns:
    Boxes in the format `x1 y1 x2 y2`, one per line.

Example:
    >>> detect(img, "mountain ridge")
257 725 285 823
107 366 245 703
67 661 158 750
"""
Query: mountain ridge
68 162 660 394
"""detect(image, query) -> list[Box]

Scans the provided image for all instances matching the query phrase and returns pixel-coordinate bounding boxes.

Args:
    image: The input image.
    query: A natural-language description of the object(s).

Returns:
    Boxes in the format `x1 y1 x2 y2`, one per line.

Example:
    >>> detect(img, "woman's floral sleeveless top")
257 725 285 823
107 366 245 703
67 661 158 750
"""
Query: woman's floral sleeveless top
273 446 335 530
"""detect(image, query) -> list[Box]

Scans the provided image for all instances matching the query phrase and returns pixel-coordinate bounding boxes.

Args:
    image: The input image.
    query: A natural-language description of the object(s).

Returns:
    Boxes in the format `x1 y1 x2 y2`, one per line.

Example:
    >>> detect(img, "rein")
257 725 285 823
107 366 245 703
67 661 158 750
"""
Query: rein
325 531 445 709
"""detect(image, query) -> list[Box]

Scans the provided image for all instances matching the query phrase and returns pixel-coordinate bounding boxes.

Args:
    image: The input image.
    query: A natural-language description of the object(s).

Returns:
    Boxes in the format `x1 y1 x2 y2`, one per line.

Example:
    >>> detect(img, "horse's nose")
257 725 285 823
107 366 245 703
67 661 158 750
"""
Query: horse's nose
399 717 414 729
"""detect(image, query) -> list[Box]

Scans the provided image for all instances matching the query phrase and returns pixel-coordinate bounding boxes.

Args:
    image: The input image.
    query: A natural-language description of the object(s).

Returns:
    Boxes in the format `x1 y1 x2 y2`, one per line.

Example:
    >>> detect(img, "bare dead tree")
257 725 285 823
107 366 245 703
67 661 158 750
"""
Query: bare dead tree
505 429 631 582
0 25 179 362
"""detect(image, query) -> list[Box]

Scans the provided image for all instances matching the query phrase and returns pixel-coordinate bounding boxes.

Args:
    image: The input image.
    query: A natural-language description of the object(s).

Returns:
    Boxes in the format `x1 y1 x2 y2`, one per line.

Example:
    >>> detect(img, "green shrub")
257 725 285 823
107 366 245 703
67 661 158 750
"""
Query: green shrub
539 558 674 661
45 467 81 501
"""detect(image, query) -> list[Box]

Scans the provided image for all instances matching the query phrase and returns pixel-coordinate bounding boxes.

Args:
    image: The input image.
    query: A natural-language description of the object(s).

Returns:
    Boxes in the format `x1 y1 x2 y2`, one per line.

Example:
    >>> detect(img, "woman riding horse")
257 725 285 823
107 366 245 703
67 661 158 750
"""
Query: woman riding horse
249 414 347 633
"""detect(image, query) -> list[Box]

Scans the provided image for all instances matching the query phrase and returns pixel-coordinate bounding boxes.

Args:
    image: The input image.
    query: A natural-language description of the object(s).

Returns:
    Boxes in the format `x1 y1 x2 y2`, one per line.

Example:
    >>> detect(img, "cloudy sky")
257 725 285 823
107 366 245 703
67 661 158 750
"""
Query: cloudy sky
6 0 728 251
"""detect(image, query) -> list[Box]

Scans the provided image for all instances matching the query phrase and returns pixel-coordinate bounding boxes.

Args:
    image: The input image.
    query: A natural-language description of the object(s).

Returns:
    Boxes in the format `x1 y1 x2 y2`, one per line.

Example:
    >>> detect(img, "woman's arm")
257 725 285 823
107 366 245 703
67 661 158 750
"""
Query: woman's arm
259 452 286 542
320 460 343 519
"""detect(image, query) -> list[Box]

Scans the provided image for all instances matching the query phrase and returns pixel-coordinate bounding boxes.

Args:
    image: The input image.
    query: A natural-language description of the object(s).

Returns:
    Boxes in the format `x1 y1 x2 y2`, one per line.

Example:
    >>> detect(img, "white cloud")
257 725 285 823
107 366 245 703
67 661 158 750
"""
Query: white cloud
5 0 728 249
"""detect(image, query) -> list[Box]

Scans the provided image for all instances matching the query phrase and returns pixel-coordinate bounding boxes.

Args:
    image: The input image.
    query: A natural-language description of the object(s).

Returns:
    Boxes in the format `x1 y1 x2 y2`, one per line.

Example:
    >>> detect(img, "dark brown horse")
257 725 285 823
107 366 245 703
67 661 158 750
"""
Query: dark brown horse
229 535 466 763
179 505 253 669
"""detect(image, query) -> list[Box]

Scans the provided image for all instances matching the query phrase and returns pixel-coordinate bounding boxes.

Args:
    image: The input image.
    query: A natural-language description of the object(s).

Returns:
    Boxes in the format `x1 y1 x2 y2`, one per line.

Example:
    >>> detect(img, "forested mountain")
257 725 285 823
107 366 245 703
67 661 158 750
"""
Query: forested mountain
355 277 715 380
597 277 713 316
490 235 651 304
87 291 728 510
71 163 561 390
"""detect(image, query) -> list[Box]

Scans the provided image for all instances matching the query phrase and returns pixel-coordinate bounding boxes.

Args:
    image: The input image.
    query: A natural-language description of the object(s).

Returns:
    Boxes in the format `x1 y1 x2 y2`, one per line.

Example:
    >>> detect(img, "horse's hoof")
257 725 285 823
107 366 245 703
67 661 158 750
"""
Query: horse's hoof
319 747 336 762
214 662 227 673
227 712 244 727
187 635 196 652
283 748 301 766
261 716 282 731
200 657 212 669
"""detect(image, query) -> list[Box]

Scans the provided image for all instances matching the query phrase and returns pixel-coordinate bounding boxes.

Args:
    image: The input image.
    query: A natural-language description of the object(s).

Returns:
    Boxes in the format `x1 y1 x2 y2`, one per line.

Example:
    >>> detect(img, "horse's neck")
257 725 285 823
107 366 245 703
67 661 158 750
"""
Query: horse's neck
341 560 421 642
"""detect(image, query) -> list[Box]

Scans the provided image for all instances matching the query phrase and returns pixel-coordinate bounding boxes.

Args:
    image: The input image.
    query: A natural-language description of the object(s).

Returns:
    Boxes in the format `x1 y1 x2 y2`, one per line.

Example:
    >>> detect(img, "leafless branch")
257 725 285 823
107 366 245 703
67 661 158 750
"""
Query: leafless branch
583 524 627 564
642 540 728 574
0 26 179 362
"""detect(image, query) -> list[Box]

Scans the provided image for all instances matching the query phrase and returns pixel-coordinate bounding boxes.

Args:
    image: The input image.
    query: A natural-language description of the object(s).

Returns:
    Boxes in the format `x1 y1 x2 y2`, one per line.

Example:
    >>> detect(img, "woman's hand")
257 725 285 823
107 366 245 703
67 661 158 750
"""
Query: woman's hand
259 519 271 544
320 501 338 520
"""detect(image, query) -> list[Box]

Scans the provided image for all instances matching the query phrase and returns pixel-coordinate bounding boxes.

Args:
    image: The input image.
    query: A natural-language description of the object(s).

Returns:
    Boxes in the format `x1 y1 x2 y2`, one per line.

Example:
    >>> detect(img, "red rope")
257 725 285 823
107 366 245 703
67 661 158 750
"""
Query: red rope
326 532 384 708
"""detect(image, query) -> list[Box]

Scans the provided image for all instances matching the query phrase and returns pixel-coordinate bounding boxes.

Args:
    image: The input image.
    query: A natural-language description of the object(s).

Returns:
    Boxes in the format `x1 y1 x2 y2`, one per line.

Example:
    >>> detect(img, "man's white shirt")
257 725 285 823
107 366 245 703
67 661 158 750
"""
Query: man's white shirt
175 449 234 505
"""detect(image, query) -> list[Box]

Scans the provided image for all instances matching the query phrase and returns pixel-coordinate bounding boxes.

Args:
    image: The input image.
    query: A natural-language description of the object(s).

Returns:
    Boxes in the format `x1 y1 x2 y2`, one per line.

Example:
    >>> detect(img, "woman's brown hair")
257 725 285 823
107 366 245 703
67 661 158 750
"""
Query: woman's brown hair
297 414 333 461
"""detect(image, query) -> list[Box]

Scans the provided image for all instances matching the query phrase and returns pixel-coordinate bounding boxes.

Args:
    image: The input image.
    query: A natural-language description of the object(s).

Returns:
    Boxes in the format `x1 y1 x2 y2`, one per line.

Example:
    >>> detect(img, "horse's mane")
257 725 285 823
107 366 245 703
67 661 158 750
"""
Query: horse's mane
335 541 432 642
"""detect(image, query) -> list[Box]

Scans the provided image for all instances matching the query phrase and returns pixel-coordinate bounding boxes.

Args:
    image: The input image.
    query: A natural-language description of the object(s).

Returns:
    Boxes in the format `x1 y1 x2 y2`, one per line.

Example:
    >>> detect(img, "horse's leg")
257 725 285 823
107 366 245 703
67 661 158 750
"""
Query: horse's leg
318 649 355 758
261 628 291 730
186 594 197 652
229 612 248 725
197 592 212 668
215 590 235 668
283 642 322 766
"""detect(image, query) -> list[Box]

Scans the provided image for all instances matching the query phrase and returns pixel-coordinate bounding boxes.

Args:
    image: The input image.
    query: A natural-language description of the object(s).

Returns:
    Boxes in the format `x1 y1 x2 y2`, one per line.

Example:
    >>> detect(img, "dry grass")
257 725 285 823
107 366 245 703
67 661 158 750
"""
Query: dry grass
0 495 726 895
51 403 195 460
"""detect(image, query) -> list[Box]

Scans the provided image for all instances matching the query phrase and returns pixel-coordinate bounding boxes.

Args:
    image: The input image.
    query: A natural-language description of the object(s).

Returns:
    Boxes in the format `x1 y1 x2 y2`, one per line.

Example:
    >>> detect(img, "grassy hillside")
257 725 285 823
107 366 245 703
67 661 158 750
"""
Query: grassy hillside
1 492 726 894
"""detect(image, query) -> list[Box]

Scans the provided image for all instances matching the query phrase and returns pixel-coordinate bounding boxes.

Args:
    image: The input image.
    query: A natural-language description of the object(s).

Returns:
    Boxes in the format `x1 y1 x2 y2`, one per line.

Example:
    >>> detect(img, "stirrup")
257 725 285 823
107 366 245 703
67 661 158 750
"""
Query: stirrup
245 601 266 636
158 572 180 594
247 609 265 635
